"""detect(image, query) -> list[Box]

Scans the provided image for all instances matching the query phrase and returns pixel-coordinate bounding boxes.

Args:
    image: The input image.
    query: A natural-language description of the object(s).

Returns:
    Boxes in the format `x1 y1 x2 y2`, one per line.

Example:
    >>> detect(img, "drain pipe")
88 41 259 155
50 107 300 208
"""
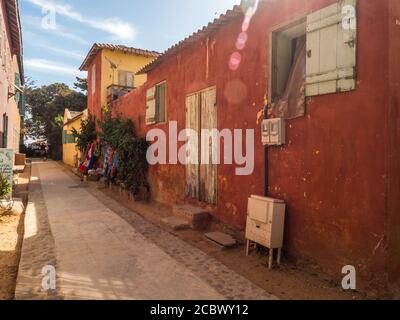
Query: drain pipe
263 103 271 197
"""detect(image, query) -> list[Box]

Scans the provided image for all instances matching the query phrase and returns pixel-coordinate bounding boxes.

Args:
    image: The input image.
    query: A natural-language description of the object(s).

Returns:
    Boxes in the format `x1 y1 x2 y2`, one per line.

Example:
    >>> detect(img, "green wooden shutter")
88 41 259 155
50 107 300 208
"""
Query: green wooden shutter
156 82 167 123
19 93 26 116
14 73 21 103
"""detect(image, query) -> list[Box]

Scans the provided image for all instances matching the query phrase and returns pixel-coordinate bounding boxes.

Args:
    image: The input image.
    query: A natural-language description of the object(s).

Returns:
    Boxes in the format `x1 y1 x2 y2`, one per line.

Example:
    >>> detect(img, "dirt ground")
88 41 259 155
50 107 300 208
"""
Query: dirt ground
0 162 30 300
60 163 367 300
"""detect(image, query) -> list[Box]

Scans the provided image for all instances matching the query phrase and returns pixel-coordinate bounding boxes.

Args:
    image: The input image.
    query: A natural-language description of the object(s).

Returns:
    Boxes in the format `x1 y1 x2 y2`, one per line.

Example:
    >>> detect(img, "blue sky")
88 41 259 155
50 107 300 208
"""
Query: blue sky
20 0 241 88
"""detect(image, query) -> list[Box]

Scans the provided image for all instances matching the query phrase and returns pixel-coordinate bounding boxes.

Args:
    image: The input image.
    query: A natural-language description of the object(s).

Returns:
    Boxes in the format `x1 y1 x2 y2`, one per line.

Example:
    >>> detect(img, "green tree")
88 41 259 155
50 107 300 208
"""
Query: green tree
73 77 88 94
25 81 87 160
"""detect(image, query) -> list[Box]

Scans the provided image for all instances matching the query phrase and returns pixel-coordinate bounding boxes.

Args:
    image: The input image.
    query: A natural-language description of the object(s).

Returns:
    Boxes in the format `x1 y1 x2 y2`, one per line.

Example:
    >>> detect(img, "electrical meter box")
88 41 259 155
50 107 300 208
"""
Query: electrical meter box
262 118 286 146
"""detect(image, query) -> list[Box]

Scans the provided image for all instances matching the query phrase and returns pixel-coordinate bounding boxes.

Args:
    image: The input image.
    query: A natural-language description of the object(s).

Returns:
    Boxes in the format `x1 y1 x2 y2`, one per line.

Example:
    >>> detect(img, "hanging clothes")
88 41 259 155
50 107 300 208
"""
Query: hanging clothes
80 142 95 174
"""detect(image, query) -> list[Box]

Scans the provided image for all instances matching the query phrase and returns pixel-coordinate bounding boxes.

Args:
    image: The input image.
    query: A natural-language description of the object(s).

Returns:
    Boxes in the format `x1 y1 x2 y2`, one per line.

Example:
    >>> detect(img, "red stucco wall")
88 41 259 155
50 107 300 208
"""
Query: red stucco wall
387 0 400 290
87 53 103 122
104 0 396 291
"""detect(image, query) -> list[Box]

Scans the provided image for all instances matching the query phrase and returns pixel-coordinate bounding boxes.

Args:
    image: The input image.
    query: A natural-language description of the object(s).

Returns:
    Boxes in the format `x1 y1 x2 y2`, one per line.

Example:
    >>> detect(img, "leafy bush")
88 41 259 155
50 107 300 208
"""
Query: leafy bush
0 173 11 199
98 111 149 195
71 116 97 152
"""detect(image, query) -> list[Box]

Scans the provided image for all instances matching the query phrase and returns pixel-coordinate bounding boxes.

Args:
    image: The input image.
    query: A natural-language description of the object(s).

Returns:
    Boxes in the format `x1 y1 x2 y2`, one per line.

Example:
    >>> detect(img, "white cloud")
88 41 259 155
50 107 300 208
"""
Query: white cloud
26 0 137 41
25 58 85 77
44 46 85 60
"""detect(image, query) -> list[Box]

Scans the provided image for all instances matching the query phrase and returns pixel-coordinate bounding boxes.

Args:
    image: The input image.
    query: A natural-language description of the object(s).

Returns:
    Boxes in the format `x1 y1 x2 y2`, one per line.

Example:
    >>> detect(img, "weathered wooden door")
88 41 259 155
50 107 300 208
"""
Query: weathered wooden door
185 87 217 205
185 93 200 199
199 87 217 204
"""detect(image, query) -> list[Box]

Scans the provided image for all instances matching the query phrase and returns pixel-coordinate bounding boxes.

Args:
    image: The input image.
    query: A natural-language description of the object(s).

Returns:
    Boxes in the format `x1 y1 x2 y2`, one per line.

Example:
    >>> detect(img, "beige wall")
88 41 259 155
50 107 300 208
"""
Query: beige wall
100 49 153 108
63 117 82 168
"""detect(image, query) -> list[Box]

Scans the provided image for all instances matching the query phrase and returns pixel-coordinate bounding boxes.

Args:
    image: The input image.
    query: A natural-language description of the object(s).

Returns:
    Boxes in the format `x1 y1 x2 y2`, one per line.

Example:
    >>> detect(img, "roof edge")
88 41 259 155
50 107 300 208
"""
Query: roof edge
79 43 161 71
136 4 244 75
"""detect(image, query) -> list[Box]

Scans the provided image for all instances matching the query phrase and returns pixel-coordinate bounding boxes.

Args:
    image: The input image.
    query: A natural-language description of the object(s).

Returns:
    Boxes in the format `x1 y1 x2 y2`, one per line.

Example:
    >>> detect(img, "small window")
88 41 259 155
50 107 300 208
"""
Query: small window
270 18 307 119
91 65 96 95
146 81 167 125
118 71 135 88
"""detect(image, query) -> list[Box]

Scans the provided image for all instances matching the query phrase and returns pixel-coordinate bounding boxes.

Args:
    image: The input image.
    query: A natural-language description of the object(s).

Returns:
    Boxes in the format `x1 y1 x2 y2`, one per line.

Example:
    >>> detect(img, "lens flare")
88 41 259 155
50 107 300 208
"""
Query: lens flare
229 0 260 71
229 52 242 70
236 32 248 50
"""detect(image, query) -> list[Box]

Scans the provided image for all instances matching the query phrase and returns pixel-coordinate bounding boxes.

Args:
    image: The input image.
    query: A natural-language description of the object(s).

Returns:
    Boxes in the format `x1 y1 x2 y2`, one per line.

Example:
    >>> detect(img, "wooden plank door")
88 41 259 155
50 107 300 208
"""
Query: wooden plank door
185 93 200 199
199 87 217 205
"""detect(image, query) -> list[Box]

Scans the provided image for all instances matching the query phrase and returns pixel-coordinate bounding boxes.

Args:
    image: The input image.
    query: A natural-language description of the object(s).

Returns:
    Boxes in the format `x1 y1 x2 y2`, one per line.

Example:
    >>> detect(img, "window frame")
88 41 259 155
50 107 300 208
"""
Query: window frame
118 70 135 88
268 16 307 104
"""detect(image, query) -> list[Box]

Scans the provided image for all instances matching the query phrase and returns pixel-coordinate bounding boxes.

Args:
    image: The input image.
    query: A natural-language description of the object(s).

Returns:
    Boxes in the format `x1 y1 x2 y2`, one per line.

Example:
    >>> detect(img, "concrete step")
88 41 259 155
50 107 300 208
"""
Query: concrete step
161 217 190 231
205 232 237 249
173 205 211 230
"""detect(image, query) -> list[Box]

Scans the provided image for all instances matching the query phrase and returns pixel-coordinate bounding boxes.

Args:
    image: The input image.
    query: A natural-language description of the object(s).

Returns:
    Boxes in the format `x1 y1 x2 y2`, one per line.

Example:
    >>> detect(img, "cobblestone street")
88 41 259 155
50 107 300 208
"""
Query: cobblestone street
15 160 276 300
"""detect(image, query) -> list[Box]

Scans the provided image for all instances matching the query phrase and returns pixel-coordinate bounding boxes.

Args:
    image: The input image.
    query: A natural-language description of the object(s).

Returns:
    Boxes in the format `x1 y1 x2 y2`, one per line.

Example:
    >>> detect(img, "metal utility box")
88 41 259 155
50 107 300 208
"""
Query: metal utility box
246 195 286 269
262 118 286 146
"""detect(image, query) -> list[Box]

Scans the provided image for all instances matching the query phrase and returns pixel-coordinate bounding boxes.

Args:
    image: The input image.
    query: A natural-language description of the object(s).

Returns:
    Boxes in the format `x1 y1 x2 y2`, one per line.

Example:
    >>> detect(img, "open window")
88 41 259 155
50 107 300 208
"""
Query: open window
270 18 307 119
269 0 357 118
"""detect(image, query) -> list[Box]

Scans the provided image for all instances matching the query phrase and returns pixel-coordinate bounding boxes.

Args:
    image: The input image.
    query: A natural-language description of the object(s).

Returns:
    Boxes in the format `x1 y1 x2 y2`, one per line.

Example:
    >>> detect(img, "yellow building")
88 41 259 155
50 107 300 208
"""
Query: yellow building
62 109 87 167
79 44 160 121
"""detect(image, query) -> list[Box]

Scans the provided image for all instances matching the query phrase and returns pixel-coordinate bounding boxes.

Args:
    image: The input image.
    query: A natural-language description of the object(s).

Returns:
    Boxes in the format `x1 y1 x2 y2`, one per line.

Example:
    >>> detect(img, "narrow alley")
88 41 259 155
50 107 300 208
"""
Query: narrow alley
15 160 275 300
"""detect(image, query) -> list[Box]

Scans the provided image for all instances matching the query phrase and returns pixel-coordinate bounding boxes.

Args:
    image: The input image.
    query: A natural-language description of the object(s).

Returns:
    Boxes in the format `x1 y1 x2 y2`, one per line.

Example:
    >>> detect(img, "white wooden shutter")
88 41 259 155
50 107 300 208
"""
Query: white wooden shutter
118 71 126 86
146 86 156 125
127 72 135 88
306 0 357 96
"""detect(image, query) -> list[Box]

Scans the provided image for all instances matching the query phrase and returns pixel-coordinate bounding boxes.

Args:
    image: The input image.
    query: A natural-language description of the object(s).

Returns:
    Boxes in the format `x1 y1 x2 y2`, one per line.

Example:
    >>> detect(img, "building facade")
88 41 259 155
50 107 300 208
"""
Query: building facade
85 0 400 293
0 0 24 153
63 108 88 168
80 44 159 122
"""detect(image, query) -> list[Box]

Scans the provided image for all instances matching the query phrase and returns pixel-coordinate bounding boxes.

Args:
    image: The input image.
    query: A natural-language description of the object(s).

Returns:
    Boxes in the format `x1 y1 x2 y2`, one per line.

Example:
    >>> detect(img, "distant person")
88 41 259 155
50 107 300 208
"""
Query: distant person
41 144 47 161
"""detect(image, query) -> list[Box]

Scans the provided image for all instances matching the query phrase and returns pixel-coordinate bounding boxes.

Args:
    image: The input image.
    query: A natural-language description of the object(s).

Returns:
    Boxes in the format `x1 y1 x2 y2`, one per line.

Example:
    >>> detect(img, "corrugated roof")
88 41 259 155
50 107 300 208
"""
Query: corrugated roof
79 43 161 71
136 4 244 75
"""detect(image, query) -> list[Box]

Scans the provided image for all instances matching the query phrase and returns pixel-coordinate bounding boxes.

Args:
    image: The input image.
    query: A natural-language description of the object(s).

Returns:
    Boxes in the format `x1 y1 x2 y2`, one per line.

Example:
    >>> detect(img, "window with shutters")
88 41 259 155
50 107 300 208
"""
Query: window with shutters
118 70 135 88
269 0 357 107
306 0 357 96
146 81 167 125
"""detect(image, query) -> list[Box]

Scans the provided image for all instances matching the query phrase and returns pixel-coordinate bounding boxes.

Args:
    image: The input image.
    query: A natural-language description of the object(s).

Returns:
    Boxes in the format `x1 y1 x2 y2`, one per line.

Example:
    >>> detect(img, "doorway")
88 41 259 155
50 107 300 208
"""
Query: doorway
185 86 217 205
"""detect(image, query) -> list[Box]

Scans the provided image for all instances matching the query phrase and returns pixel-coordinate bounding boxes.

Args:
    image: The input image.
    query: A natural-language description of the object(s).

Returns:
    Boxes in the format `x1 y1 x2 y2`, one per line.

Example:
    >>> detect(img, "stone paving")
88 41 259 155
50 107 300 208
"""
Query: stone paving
15 160 276 300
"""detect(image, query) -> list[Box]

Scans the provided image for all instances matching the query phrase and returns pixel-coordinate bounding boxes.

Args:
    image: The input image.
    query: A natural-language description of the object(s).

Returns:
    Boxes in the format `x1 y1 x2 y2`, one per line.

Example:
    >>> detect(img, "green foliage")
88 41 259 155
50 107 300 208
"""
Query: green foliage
98 111 149 195
0 173 11 199
24 80 87 160
71 116 97 152
74 77 88 93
